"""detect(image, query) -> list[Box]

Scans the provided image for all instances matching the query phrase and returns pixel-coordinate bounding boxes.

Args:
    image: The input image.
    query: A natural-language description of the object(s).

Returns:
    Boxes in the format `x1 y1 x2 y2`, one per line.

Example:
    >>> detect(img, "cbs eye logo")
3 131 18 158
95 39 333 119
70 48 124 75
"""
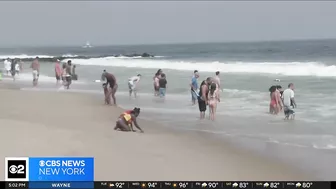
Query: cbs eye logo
7 160 26 179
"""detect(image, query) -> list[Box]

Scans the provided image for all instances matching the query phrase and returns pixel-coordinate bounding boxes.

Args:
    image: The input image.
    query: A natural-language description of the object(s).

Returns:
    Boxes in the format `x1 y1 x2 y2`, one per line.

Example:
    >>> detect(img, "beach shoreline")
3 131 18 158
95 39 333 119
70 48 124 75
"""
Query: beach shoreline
0 85 315 181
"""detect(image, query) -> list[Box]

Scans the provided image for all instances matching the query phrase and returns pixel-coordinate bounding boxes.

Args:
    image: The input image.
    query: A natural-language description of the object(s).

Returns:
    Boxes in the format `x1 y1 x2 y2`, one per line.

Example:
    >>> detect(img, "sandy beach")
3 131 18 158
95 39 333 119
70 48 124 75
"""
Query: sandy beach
0 85 315 181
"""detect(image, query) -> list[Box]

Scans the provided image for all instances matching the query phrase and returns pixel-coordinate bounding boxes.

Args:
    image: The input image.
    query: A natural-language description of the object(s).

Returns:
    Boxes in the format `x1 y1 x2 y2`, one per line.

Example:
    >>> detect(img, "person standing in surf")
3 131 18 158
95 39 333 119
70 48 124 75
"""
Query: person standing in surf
269 86 276 114
283 83 297 119
15 60 20 76
214 71 222 91
153 69 162 96
30 57 40 86
19 59 23 72
71 65 78 80
10 59 17 81
208 82 220 121
159 73 167 98
65 60 72 89
4 58 11 76
198 77 212 119
55 59 62 85
61 63 69 88
276 85 283 110
128 74 141 98
190 70 199 105
101 70 118 105
269 85 281 115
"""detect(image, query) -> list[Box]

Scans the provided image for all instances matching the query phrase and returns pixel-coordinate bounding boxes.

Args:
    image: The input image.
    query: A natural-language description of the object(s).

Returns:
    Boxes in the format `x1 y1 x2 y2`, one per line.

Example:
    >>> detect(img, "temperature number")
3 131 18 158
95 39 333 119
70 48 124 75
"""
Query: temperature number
179 182 188 188
270 183 280 188
116 183 125 188
302 182 313 188
148 182 157 188
239 182 249 188
208 182 219 188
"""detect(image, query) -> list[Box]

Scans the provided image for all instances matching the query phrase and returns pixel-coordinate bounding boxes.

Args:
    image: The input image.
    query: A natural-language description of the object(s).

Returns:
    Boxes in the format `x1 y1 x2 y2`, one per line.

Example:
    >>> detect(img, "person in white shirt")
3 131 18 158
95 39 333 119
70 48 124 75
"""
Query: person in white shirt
214 71 222 91
128 74 141 98
282 83 297 119
4 58 11 76
15 62 20 75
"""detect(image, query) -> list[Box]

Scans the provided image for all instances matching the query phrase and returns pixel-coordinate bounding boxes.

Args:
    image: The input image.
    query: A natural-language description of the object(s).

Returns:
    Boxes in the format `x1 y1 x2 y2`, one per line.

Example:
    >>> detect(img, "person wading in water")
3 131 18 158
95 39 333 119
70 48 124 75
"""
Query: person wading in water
198 77 212 119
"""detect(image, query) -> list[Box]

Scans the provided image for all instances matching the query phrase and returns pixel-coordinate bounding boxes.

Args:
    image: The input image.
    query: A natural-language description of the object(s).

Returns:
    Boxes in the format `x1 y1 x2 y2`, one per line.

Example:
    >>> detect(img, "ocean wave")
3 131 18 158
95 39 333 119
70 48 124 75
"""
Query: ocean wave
61 54 79 58
313 144 336 150
0 54 54 59
0 53 157 62
0 54 78 61
68 57 336 77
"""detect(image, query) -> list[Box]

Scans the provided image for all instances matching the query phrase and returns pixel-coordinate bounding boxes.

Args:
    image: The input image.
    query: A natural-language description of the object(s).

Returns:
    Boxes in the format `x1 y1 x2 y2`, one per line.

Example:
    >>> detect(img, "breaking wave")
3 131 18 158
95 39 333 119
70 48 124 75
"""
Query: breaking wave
0 53 157 62
67 57 336 77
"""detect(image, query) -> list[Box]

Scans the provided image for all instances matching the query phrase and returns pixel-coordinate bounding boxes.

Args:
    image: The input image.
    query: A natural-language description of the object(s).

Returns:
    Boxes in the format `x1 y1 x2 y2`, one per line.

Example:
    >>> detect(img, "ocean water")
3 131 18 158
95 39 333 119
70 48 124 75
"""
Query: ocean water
1 39 336 180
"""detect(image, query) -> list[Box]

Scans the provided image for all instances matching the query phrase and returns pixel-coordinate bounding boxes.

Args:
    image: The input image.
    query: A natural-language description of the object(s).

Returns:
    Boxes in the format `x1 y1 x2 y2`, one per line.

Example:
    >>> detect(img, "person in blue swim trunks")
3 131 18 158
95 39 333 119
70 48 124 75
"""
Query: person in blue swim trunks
190 70 199 105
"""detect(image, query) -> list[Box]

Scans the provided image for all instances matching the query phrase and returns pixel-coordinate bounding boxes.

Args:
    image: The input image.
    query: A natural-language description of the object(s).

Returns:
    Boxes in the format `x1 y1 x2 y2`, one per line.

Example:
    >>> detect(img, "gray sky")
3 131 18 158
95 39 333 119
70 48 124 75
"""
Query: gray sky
0 1 336 46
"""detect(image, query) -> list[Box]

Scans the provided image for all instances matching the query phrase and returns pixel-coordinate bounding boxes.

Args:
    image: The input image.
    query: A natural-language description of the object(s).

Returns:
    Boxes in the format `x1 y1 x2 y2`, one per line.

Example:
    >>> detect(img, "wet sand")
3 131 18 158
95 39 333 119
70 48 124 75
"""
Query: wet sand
0 86 315 180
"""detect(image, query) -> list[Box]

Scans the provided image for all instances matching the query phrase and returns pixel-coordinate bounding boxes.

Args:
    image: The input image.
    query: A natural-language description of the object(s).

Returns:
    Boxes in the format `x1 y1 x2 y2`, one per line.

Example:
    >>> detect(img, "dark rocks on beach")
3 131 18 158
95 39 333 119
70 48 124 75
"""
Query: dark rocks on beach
121 53 154 58
141 53 153 57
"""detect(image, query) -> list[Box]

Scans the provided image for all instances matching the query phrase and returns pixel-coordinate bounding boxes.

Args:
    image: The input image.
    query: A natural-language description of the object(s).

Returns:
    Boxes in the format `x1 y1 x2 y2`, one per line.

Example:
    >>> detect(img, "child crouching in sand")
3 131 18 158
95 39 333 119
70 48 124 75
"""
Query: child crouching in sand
114 107 144 133
103 83 111 104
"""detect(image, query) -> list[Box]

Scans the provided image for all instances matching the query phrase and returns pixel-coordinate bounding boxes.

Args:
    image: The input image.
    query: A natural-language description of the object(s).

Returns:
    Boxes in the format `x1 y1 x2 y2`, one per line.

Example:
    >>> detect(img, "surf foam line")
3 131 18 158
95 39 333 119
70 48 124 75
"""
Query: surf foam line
69 58 336 77
0 54 162 62
0 54 79 59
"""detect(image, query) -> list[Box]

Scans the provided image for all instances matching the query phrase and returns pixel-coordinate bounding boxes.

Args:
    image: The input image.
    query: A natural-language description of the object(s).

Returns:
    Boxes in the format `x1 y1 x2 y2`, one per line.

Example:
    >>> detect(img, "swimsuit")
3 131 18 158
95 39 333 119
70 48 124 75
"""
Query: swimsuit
120 111 133 125
32 70 39 80
120 112 134 130
270 93 277 106
208 92 217 107
123 114 132 123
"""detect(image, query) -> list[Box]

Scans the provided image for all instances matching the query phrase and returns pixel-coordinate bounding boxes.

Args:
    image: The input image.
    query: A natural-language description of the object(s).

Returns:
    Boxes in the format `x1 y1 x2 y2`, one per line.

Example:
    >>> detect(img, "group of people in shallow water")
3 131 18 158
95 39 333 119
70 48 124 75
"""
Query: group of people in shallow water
55 59 77 89
153 69 168 97
3 56 299 134
191 70 222 121
3 58 23 80
2 57 78 89
269 83 297 119
99 68 223 133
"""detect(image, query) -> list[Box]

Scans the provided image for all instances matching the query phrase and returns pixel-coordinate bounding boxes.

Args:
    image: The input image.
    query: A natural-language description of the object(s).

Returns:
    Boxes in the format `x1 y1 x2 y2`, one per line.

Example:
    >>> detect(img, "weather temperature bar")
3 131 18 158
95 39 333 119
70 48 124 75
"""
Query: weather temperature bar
2 181 334 189
95 181 333 189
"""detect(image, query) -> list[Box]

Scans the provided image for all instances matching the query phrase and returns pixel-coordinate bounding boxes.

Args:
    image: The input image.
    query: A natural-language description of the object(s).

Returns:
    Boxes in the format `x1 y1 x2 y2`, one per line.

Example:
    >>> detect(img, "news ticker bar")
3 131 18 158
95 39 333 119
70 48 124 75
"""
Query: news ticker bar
3 181 335 189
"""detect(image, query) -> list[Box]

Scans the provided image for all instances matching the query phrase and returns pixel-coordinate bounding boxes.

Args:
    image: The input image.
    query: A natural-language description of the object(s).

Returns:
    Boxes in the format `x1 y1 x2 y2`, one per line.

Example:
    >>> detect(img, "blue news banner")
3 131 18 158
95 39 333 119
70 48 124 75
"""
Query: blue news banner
5 157 94 189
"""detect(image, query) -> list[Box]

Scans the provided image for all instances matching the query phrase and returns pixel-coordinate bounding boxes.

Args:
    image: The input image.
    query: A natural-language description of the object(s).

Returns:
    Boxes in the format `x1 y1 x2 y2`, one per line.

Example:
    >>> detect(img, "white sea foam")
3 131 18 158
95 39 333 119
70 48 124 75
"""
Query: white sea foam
0 54 79 59
66 57 336 77
61 54 79 58
0 54 53 59
313 144 336 149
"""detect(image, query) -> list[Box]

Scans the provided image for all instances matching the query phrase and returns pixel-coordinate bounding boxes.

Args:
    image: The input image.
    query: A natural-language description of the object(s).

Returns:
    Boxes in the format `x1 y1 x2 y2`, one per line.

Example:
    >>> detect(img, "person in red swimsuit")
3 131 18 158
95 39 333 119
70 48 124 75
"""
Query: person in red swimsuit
114 107 144 133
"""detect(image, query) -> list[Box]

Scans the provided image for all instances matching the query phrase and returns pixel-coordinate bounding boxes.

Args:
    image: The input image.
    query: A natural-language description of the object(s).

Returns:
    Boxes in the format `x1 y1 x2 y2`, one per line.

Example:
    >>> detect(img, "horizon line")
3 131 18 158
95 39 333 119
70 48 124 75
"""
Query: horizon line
0 37 335 48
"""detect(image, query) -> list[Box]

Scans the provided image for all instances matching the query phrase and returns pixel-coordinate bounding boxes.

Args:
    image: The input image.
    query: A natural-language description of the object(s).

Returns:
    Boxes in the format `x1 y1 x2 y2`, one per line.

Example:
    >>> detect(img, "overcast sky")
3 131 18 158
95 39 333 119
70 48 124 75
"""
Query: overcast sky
0 1 335 47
